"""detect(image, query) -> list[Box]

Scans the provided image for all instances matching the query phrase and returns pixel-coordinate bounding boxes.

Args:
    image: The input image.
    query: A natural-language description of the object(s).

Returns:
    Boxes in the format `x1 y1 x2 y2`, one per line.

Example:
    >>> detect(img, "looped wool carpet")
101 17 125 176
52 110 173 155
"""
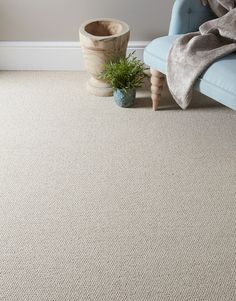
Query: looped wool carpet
0 72 235 300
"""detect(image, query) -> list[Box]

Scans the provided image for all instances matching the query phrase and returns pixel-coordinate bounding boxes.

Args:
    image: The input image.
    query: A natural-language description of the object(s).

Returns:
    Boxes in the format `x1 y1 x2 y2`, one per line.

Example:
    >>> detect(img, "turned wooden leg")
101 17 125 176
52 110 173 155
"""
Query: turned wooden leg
150 69 165 111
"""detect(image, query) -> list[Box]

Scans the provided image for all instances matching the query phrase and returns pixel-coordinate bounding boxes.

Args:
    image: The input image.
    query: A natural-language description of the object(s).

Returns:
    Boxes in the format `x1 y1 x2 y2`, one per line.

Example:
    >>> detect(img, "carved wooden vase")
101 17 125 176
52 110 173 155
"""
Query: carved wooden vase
79 18 130 97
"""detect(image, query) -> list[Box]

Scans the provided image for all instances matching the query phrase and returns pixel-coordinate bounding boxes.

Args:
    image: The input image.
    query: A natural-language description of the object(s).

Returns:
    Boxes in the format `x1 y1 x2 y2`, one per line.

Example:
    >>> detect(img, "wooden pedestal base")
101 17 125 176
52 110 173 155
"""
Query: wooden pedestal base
87 77 113 97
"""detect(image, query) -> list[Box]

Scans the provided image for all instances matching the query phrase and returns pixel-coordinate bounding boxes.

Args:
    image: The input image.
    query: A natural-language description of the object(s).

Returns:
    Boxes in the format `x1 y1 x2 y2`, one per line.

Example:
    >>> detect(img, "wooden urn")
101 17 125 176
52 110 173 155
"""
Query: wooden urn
79 18 130 97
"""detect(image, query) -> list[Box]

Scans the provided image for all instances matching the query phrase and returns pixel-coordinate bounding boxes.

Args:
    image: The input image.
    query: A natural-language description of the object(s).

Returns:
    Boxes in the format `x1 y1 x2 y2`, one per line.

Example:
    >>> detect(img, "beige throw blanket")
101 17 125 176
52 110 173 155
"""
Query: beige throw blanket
167 0 236 109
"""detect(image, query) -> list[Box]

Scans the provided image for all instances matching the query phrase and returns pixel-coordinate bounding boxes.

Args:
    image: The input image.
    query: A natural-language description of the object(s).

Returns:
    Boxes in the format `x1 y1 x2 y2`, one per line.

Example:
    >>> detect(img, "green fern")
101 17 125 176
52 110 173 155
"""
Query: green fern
100 52 148 92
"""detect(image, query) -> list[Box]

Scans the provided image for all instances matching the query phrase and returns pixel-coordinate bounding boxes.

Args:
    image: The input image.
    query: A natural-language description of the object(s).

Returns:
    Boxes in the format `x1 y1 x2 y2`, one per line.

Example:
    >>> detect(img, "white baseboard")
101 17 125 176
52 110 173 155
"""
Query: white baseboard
0 41 149 71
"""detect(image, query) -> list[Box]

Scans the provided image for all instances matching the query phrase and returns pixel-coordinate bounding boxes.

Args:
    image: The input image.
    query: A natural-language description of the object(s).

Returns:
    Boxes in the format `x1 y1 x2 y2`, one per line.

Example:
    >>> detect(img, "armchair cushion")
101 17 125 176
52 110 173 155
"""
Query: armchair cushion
144 36 236 110
144 36 179 74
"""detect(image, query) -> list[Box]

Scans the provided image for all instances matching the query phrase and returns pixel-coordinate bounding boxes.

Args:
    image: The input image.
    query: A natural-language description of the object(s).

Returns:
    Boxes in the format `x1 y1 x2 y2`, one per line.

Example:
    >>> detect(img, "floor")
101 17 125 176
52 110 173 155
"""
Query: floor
0 72 235 301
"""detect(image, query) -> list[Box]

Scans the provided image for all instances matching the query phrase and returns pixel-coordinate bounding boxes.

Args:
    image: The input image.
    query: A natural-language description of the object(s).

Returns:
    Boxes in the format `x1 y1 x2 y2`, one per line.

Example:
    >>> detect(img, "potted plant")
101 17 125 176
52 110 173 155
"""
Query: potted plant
100 52 147 108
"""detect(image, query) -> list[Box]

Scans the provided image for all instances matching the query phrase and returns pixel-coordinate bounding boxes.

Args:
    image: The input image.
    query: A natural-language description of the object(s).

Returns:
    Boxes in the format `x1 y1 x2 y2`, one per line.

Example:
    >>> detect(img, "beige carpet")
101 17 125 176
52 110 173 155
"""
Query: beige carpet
0 71 235 301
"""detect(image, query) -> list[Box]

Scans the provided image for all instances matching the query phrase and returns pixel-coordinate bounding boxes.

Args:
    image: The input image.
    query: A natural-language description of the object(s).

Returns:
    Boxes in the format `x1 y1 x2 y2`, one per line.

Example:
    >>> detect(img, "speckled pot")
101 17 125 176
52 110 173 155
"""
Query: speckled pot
114 89 136 108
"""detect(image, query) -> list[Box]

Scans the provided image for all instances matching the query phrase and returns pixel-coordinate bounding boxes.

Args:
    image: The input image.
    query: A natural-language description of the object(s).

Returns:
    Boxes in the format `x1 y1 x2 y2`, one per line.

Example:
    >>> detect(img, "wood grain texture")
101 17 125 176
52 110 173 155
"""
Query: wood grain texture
80 19 130 97
150 69 165 111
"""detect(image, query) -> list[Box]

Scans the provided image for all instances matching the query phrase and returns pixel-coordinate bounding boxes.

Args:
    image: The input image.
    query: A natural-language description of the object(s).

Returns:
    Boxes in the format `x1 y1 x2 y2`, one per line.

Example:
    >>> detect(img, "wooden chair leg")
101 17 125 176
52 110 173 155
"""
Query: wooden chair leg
150 69 165 111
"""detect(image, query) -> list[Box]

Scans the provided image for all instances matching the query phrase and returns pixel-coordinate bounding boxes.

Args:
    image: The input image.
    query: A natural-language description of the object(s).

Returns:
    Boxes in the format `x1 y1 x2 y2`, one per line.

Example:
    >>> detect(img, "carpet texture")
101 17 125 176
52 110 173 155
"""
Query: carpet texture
0 72 235 301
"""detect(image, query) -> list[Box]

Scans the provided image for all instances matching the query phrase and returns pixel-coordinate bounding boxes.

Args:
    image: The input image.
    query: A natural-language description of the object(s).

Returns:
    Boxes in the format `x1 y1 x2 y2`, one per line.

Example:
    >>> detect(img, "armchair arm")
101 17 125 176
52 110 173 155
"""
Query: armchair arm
169 0 215 35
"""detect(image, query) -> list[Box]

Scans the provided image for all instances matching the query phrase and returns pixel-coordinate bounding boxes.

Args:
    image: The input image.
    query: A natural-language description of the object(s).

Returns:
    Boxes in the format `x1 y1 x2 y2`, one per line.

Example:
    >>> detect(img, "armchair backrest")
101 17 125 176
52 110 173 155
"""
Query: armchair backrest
169 0 215 35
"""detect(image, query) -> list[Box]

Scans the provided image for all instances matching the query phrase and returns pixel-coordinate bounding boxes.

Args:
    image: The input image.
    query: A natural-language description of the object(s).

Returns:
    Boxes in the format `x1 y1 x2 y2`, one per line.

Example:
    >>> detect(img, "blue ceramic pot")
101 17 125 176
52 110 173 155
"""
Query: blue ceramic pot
114 88 136 108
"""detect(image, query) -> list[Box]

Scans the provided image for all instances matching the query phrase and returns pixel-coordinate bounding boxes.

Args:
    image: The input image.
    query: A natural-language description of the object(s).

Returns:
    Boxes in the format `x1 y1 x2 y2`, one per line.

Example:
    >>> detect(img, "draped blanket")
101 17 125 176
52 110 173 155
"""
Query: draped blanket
167 0 236 109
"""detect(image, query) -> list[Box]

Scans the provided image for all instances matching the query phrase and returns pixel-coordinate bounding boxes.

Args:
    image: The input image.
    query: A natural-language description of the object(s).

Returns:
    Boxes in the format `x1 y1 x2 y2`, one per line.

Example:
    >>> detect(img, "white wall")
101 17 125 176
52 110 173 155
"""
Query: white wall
0 0 174 41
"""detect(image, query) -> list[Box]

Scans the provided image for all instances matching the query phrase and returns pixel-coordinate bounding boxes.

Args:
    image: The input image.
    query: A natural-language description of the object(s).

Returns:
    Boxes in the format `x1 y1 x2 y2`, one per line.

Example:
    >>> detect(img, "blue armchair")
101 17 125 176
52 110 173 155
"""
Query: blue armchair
144 0 236 111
